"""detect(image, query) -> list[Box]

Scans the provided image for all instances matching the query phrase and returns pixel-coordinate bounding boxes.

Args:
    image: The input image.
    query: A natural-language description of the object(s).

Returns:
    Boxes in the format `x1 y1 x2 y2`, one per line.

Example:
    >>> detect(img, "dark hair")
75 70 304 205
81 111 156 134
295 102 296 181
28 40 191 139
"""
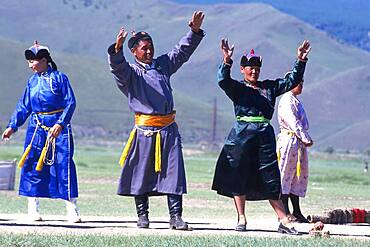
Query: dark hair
48 57 58 71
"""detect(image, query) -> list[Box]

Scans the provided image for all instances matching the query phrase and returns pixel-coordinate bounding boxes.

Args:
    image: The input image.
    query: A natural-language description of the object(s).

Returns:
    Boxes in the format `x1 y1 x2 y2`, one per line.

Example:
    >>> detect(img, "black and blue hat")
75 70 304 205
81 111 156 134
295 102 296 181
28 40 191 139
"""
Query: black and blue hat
240 49 262 68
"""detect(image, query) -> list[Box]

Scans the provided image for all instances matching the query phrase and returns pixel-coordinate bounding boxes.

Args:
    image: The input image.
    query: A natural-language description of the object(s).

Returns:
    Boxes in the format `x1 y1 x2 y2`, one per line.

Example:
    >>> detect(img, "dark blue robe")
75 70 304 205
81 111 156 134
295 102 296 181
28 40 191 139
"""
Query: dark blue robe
212 59 307 200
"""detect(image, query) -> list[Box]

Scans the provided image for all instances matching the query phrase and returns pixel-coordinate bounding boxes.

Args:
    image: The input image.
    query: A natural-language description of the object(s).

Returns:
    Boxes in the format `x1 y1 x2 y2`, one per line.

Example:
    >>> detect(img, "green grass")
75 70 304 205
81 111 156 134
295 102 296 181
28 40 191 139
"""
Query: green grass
1 144 369 219
1 144 370 245
0 234 369 247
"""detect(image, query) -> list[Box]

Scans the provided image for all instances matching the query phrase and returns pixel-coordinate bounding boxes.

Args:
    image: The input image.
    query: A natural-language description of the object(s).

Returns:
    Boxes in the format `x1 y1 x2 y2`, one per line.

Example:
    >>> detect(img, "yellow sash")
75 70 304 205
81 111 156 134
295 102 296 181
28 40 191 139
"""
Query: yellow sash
118 112 176 173
278 129 302 178
18 109 63 170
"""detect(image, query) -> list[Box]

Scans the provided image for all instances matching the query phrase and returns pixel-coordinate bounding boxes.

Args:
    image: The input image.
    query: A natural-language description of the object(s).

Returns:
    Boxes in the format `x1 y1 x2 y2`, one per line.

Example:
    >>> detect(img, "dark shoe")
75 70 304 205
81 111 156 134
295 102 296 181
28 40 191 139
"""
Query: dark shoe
137 214 149 228
167 194 183 217
169 215 189 230
235 223 247 232
135 195 149 228
278 222 300 235
293 213 309 223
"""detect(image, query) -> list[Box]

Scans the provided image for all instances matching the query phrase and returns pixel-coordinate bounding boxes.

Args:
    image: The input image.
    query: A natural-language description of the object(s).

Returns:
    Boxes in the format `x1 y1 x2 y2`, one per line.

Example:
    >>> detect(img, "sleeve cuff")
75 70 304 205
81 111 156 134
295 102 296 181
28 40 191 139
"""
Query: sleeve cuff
223 59 233 67
108 43 125 65
191 28 205 37
7 124 18 133
56 120 66 128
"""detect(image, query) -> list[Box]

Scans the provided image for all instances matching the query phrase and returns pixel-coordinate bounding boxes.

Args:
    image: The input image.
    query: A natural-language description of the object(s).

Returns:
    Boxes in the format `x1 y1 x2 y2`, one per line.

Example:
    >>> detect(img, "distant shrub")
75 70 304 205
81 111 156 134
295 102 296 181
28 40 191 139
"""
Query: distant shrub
324 146 335 154
363 148 370 156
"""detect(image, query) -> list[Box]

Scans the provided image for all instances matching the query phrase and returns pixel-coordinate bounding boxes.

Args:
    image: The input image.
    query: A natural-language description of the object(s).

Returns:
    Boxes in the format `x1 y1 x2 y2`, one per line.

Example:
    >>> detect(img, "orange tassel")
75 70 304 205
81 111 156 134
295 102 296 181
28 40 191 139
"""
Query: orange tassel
35 146 48 171
18 145 32 168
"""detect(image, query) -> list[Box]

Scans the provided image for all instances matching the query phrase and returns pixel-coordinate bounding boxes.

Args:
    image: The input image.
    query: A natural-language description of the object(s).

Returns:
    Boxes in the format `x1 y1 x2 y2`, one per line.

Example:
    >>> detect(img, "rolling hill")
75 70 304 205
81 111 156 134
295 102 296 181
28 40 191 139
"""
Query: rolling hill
1 0 370 150
0 38 231 143
172 0 370 52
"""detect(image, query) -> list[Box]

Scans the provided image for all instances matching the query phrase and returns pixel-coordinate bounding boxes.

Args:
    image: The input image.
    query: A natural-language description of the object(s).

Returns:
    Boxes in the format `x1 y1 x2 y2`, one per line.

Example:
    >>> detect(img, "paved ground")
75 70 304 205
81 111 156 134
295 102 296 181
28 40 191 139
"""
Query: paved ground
0 214 369 239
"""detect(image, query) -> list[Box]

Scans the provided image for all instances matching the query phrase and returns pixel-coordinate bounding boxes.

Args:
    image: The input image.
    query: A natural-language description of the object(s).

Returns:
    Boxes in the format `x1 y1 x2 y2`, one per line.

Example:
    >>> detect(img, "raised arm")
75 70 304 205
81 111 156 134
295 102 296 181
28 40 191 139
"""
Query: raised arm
218 39 243 101
275 40 311 96
167 11 205 75
107 27 135 96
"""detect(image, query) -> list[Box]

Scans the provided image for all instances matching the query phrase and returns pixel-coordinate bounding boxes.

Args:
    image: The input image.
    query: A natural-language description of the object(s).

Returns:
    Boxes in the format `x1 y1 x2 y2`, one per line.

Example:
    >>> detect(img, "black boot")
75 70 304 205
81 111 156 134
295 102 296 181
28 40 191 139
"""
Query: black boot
135 195 149 228
167 194 189 230
290 193 309 223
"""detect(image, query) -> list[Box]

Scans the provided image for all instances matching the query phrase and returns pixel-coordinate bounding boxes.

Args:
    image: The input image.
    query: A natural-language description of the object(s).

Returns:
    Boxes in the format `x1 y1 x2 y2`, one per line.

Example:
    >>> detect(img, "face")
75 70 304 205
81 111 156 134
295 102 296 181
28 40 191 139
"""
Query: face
131 39 154 64
28 58 48 73
240 66 260 84
291 81 304 95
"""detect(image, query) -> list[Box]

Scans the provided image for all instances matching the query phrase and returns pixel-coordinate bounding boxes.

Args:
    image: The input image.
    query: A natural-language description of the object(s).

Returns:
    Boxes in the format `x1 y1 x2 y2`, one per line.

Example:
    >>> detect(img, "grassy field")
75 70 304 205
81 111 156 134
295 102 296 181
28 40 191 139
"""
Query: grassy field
0 142 369 246
1 234 370 247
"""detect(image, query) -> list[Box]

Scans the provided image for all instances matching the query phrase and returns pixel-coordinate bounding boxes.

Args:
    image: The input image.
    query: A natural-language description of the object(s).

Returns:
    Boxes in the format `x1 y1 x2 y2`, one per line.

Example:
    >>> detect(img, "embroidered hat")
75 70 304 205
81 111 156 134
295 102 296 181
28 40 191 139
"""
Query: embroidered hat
240 49 262 67
128 31 153 49
24 41 51 60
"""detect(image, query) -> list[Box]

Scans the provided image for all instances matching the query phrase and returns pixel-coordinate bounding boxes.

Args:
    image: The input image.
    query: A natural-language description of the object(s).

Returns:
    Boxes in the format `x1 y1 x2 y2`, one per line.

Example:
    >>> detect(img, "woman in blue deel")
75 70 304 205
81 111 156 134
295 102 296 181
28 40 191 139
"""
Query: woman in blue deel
1 41 81 223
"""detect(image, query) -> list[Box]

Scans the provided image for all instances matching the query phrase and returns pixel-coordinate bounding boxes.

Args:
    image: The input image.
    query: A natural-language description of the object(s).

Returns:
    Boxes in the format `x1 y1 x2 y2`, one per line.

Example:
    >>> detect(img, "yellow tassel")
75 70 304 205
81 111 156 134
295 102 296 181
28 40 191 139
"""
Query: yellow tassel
296 148 302 178
35 146 48 171
18 145 32 168
277 149 281 164
119 128 137 167
155 131 161 173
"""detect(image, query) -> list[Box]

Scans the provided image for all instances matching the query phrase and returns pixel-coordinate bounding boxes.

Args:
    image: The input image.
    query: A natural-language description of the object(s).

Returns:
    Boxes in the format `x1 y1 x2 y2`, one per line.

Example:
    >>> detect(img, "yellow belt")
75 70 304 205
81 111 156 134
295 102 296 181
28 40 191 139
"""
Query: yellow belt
277 129 302 178
18 109 63 170
36 108 64 115
119 112 176 173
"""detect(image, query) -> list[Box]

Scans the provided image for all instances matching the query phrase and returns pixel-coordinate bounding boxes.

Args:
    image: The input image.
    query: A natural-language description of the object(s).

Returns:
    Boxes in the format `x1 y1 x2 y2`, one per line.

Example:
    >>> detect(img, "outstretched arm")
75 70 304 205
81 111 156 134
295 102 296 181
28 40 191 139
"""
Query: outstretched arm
108 27 135 96
167 11 205 75
275 40 311 96
218 39 242 101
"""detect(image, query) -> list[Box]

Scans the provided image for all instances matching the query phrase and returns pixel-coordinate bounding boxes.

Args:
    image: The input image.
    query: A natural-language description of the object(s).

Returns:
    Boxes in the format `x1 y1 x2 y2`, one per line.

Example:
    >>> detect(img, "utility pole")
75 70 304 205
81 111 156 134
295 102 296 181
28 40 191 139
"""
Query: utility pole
211 97 217 144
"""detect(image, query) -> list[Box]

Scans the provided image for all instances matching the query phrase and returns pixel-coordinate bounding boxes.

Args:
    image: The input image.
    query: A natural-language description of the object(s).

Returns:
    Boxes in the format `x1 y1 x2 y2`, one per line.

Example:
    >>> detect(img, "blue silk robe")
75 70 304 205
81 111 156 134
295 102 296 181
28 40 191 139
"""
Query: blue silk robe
212 59 307 200
7 66 78 200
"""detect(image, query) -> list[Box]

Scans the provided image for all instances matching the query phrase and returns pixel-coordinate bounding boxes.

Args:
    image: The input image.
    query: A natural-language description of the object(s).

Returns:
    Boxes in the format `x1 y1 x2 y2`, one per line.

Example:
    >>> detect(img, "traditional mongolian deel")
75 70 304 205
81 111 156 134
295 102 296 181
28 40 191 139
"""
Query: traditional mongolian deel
7 66 78 200
277 91 311 197
212 60 307 200
108 30 204 196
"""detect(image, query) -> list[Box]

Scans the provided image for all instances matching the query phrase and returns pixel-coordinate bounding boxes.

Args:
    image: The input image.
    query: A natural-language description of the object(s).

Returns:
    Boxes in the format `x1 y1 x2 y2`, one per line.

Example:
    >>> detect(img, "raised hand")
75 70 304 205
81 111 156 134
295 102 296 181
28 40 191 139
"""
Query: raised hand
188 11 205 33
115 27 129 53
1 127 14 141
297 40 311 60
221 38 234 64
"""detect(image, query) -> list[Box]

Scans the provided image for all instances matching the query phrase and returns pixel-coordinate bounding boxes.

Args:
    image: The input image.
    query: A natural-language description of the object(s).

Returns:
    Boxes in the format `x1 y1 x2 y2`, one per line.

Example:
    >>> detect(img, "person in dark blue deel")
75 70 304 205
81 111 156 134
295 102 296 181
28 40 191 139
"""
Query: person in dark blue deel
212 39 311 234
1 42 81 223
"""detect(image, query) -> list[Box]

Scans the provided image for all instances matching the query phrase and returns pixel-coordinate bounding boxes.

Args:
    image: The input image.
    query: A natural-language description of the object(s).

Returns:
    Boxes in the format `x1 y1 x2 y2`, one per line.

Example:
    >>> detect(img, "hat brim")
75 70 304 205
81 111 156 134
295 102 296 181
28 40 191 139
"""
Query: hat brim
24 49 50 60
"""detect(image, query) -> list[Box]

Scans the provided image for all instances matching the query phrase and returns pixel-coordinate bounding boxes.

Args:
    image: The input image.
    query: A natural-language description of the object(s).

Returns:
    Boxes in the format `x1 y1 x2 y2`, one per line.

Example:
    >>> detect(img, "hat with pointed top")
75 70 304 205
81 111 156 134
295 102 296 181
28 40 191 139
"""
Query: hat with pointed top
240 49 262 67
24 40 51 60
